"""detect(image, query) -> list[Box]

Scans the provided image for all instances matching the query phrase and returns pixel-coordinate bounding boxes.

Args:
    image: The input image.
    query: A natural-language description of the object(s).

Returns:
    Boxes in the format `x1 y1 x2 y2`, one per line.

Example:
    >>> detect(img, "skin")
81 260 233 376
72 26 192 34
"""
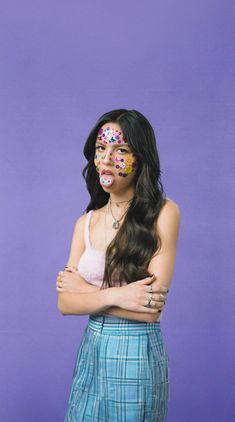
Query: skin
56 122 181 322
93 122 138 201
94 125 138 180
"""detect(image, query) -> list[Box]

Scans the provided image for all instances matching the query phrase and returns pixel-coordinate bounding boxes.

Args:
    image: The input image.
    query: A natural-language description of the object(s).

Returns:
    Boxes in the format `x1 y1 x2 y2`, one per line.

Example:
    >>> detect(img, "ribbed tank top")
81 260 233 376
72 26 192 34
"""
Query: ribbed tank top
77 209 124 287
77 209 162 321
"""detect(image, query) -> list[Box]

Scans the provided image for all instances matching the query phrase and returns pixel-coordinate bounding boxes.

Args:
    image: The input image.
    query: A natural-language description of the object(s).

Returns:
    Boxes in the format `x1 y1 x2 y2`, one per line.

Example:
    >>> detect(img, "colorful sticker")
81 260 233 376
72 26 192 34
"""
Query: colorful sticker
114 156 137 177
94 126 137 177
97 126 127 144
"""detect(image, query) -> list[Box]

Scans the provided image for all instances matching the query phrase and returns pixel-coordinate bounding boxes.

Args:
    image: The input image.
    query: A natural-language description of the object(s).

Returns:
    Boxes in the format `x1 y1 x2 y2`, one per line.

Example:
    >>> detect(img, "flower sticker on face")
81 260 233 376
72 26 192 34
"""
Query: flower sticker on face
94 125 138 177
97 127 127 144
114 155 137 177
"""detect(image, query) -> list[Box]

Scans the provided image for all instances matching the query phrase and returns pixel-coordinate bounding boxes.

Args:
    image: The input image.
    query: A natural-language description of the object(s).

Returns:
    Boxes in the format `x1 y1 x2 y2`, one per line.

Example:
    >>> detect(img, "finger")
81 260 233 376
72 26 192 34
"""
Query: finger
157 301 165 310
146 293 165 304
136 275 156 284
160 285 169 294
64 266 77 273
158 293 166 302
144 296 165 310
151 282 169 294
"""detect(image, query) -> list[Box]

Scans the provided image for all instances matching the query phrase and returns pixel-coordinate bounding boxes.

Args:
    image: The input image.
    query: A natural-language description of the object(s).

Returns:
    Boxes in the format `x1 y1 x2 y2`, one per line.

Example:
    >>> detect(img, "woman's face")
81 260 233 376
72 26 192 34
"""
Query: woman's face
94 122 138 191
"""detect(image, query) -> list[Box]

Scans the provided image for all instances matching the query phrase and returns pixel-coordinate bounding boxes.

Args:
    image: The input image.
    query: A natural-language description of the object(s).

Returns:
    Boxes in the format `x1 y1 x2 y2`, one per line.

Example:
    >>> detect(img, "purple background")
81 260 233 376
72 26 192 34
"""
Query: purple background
0 1 234 421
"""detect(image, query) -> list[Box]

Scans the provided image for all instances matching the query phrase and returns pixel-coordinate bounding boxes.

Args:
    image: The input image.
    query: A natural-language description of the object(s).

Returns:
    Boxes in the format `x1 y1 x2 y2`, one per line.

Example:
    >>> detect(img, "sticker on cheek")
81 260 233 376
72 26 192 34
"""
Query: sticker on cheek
94 154 101 172
115 154 137 177
94 152 106 172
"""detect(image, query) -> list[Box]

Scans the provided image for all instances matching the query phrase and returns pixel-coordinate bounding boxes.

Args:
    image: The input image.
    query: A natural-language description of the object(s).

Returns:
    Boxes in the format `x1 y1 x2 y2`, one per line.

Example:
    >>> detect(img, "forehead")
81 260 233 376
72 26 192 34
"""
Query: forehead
96 123 129 145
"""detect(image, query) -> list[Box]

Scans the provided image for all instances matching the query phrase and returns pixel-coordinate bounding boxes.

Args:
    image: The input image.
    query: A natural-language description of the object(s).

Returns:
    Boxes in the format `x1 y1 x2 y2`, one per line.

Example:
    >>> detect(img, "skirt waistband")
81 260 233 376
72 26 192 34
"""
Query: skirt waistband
88 314 161 335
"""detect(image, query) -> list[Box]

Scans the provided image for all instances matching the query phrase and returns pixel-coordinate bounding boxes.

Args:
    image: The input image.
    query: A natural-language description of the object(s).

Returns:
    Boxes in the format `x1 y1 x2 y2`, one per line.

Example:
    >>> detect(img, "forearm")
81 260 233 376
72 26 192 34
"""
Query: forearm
57 287 117 316
75 281 155 323
103 306 155 323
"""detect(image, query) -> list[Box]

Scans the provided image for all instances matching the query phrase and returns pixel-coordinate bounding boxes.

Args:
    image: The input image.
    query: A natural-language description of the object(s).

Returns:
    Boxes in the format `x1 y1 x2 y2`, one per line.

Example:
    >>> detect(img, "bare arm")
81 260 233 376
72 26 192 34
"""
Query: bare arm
99 306 158 322
57 215 158 319
146 199 181 321
57 200 180 321
63 278 158 322
57 287 117 315
63 198 180 323
57 214 117 315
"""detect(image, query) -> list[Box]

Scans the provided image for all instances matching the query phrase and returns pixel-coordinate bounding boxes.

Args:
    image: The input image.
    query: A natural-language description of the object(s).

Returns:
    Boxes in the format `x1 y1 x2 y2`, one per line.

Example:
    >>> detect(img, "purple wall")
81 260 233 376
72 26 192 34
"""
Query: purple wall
0 1 234 420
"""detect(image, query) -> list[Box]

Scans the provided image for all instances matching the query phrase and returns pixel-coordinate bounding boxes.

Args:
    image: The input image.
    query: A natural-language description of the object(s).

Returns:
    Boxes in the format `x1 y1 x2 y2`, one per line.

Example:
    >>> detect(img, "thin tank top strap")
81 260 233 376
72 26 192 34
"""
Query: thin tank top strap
84 210 93 248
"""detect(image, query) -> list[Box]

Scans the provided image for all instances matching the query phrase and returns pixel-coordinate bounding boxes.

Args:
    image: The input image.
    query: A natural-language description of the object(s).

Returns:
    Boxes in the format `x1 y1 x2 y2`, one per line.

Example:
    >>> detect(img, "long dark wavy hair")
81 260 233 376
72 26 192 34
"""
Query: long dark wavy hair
82 109 167 289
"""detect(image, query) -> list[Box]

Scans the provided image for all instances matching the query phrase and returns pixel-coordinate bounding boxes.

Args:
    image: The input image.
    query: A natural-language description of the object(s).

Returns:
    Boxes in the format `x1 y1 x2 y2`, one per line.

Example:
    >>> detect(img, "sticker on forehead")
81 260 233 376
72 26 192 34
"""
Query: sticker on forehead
97 127 127 144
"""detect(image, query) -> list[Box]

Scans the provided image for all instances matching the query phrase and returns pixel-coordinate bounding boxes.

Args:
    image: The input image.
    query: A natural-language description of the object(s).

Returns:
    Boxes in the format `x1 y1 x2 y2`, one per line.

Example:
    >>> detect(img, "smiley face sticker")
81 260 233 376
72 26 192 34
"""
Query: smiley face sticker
94 126 138 178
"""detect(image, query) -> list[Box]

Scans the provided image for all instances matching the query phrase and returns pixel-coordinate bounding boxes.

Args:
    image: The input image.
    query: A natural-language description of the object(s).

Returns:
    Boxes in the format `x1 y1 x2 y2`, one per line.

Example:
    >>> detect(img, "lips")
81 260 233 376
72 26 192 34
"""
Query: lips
101 169 114 176
99 169 115 188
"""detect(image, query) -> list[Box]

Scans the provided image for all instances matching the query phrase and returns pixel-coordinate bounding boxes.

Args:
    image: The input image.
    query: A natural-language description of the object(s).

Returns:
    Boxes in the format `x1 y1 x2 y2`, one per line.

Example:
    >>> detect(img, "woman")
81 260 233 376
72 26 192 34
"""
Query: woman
56 109 181 421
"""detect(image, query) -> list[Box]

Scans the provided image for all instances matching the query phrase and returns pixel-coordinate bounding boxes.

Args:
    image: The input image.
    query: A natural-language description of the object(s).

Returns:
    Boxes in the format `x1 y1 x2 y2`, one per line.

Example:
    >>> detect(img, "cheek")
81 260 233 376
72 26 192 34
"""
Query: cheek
115 154 137 177
94 152 105 172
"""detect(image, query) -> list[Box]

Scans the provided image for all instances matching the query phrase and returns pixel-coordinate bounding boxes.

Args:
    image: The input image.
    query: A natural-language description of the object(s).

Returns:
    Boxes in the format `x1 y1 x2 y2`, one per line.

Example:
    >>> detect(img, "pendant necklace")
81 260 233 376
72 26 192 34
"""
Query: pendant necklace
109 196 134 230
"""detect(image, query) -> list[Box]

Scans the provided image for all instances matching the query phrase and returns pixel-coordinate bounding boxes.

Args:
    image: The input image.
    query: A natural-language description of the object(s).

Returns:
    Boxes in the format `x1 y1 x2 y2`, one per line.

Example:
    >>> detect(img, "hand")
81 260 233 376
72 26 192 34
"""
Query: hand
115 274 168 314
148 277 168 312
56 266 86 293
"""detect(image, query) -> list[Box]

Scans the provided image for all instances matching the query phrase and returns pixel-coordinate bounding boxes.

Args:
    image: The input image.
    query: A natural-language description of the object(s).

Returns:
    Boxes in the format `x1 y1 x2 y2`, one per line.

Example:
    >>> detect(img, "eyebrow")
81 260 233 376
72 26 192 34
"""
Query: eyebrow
95 140 130 146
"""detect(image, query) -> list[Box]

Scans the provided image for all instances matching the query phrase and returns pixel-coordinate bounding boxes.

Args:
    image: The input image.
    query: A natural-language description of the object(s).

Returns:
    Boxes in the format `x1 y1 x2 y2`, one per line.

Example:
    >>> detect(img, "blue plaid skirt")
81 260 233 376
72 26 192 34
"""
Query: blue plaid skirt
64 314 170 422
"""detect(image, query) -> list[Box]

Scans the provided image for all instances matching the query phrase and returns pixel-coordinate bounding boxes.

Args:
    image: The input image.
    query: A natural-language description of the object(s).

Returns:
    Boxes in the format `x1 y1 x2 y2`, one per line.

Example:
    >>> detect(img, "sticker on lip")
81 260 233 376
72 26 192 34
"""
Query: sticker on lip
100 173 115 187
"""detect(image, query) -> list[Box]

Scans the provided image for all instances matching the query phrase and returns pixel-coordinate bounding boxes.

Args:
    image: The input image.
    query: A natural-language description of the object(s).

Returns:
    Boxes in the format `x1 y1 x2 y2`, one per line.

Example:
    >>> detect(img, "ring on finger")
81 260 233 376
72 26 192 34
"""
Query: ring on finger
146 298 153 308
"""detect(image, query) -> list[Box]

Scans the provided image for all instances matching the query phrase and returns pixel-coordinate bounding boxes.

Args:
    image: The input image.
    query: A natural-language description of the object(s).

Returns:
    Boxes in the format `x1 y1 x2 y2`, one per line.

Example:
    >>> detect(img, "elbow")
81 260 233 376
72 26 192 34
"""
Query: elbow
57 296 68 315
148 311 161 323
57 294 82 316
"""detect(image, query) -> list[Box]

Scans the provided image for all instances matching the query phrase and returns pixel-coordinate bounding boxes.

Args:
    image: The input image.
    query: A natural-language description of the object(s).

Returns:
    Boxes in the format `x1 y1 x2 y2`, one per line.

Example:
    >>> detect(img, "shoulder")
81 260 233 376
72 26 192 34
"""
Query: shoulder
74 212 88 230
89 206 106 227
73 210 95 239
159 197 181 222
75 207 104 230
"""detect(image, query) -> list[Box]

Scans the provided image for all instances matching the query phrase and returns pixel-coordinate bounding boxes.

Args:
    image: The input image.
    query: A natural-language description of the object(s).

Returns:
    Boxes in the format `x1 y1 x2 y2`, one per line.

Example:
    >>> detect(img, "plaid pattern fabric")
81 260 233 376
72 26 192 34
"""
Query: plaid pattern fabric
64 315 170 421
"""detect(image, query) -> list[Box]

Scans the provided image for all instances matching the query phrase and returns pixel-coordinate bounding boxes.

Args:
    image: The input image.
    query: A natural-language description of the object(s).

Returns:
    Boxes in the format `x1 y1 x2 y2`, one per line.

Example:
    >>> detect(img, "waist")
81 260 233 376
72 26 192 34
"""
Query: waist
88 314 161 335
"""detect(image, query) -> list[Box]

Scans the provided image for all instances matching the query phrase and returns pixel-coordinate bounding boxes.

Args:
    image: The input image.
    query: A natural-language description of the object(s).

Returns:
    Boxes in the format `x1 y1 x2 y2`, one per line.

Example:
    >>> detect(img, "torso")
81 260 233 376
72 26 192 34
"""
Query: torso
89 197 171 252
89 205 124 252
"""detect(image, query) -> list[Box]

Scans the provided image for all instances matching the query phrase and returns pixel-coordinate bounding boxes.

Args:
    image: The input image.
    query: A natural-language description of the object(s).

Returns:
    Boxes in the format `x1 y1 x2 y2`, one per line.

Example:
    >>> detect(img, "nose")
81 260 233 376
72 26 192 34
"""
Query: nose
101 148 114 164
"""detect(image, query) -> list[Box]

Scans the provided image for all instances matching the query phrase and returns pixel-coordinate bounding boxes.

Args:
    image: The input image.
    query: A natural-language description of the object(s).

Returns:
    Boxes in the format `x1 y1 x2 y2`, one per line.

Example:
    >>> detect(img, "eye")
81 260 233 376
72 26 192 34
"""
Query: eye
118 148 129 154
95 145 105 151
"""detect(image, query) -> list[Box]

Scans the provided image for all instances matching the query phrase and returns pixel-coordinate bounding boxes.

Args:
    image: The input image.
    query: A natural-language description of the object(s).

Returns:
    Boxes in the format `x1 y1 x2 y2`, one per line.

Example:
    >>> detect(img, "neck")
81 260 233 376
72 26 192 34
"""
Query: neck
109 186 135 204
107 187 135 216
